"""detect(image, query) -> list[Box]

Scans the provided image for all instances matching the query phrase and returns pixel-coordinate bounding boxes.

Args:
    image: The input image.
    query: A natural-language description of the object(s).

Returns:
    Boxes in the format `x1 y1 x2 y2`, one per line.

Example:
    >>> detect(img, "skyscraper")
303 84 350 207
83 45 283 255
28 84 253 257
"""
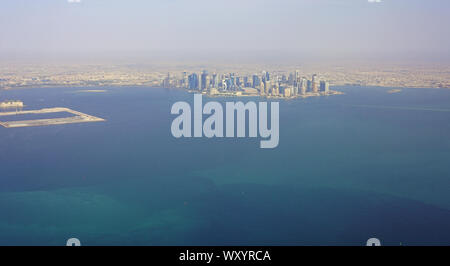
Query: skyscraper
263 71 270 82
212 73 219 89
198 72 202 90
320 81 330 93
292 85 297 96
312 74 319 93
264 78 271 95
301 77 307 95
230 73 236 90
162 73 170 88
182 71 188 88
272 82 279 96
252 74 260 88
222 79 228 91
284 87 291 97
188 73 199 90
295 70 300 87
243 76 249 87
259 82 265 96
236 77 241 87
205 75 210 90
288 73 294 85
201 70 208 90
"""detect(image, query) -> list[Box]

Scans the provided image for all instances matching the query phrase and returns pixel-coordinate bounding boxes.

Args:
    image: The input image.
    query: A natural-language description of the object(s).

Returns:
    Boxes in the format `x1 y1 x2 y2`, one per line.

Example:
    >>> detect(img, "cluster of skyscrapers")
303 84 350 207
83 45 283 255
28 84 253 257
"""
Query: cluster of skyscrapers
162 70 331 98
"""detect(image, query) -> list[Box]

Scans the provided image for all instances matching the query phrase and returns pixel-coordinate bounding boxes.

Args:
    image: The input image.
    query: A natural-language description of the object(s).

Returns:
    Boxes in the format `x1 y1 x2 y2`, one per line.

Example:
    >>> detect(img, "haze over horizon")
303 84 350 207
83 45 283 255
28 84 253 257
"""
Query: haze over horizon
1 0 449 64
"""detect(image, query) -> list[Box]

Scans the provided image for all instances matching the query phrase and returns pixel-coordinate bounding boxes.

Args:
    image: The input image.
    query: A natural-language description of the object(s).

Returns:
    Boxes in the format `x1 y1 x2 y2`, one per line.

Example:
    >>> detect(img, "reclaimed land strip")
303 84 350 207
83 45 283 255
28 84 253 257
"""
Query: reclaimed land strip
0 107 105 128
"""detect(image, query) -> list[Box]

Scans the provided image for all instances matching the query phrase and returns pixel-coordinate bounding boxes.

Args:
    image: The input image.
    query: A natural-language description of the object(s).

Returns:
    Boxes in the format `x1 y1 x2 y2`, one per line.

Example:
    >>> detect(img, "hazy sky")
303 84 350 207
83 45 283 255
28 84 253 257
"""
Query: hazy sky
1 0 449 62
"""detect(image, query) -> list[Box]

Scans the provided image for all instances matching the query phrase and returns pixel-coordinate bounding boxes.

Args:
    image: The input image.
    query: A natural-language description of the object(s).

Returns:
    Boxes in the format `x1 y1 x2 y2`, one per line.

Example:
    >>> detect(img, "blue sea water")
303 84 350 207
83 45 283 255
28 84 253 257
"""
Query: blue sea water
0 86 449 246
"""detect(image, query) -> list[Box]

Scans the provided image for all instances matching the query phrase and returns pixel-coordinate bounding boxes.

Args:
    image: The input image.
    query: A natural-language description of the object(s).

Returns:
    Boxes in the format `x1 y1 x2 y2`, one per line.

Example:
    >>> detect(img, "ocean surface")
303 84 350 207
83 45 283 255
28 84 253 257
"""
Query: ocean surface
0 86 449 246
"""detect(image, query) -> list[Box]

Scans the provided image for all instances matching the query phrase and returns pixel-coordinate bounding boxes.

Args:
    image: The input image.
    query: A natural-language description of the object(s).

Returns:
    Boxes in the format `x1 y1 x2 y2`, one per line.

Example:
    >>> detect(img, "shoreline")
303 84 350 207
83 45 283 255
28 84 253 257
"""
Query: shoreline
1 84 450 91
191 90 345 100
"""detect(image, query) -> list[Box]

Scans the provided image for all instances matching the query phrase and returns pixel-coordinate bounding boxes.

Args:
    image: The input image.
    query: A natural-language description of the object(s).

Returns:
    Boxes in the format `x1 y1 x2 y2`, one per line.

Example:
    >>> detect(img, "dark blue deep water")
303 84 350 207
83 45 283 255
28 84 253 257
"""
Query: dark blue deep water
0 86 449 245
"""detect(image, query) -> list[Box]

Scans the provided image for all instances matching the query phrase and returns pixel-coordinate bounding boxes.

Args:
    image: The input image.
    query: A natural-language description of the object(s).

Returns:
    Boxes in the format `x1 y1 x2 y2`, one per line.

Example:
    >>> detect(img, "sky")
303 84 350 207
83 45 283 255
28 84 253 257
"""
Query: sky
0 0 449 63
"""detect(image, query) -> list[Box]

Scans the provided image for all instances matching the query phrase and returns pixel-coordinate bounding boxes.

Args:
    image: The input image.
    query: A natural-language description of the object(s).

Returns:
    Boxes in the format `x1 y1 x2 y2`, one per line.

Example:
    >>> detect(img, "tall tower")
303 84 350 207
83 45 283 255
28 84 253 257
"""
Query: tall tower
183 72 188 88
198 72 202 90
319 80 330 93
201 70 208 91
272 81 279 96
294 70 300 88
259 82 265 96
213 73 219 89
205 75 210 90
312 74 319 93
264 78 271 95
301 77 307 95
162 72 170 88
252 74 260 88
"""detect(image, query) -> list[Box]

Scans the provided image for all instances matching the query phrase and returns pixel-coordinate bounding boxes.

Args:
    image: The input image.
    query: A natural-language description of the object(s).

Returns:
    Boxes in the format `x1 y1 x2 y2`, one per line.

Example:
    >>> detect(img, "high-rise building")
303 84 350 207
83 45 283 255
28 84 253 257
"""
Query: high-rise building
236 77 241 87
243 76 249 87
162 73 170 88
312 74 319 93
295 70 300 87
201 70 208 90
198 72 202 90
205 75 210 90
301 77 307 95
182 72 188 88
263 71 270 82
284 87 291 98
259 82 265 95
222 79 228 91
264 78 271 95
320 81 330 93
187 73 196 90
252 75 260 88
212 73 219 89
272 82 279 96
293 84 298 96
228 73 236 90
288 73 294 85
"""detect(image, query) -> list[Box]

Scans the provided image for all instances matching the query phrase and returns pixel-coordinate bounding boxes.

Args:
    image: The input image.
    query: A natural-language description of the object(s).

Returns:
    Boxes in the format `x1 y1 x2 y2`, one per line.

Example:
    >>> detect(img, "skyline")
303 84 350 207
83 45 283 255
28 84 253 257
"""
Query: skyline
1 0 449 63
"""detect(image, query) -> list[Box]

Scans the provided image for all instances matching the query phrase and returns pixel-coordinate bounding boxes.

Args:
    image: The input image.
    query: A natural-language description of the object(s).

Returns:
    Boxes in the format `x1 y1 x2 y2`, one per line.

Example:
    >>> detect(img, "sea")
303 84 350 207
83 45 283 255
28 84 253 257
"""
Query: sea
0 85 449 246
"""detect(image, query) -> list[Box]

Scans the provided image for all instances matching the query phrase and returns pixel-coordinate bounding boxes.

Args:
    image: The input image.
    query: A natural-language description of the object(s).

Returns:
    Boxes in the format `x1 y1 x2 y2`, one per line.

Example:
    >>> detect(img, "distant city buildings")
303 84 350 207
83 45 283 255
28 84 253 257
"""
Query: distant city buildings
161 70 341 99
312 74 319 93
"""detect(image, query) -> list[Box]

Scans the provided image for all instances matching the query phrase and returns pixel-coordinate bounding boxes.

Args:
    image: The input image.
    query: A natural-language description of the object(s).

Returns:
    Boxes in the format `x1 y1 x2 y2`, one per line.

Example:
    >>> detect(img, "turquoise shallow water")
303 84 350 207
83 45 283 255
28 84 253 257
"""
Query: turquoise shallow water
0 86 449 245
